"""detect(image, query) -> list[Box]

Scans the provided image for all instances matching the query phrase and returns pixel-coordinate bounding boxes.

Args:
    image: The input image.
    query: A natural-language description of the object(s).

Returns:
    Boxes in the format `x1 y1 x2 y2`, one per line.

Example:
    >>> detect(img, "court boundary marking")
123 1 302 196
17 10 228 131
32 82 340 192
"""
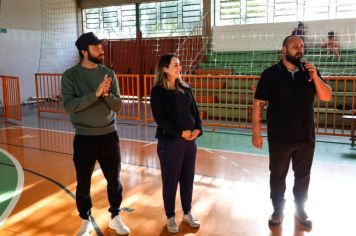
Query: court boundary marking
2 126 269 158
0 148 24 228
0 152 104 236
0 126 270 234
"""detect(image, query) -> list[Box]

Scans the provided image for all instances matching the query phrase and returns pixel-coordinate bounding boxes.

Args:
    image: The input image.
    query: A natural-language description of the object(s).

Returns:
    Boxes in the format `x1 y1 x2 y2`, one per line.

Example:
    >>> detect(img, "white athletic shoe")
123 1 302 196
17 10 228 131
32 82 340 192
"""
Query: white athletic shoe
109 215 130 235
183 212 200 228
167 216 179 233
77 219 93 236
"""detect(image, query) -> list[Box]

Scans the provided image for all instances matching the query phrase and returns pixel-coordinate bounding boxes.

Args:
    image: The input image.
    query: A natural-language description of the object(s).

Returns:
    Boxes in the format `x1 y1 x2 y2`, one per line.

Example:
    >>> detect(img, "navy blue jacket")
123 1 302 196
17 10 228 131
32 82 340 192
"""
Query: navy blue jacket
150 85 203 140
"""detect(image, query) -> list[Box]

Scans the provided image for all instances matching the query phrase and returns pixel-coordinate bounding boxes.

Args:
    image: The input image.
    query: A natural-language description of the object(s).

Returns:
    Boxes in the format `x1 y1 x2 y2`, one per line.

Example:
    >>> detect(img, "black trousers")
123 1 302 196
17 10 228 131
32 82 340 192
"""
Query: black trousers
157 138 197 218
73 131 123 220
268 141 315 209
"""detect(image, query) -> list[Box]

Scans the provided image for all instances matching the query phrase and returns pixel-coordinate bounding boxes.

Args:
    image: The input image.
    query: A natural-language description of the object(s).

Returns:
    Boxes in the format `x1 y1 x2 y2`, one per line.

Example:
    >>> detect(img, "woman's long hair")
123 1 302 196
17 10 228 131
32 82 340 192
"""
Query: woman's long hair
154 54 189 92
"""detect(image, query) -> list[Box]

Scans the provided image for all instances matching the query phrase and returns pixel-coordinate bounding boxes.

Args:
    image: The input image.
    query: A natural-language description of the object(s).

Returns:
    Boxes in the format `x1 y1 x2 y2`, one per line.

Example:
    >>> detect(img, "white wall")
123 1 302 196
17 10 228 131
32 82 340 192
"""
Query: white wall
0 0 79 103
0 0 41 102
212 18 356 52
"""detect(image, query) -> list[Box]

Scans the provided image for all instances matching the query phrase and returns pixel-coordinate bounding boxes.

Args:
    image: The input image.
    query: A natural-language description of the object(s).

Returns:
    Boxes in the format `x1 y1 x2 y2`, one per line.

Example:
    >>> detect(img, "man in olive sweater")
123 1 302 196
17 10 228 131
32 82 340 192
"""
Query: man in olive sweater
61 32 130 236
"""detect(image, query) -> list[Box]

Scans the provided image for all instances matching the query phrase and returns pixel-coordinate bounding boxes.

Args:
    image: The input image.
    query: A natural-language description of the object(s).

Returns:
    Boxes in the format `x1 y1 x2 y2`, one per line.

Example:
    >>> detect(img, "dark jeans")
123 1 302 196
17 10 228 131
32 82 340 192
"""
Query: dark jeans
73 131 123 220
157 138 197 218
268 141 315 209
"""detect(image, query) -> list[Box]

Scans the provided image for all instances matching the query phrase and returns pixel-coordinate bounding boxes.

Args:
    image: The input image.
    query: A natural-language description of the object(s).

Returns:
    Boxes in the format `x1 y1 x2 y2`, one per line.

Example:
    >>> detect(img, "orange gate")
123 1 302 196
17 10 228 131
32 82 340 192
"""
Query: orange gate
34 73 141 121
0 75 22 120
35 73 64 114
143 74 355 137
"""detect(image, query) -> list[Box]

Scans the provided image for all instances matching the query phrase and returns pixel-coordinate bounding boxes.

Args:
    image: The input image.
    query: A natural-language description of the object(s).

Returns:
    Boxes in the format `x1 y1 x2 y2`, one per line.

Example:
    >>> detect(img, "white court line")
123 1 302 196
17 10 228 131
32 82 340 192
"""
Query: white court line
0 148 24 227
219 155 227 160
3 126 268 157
231 162 239 167
200 148 213 153
142 142 155 147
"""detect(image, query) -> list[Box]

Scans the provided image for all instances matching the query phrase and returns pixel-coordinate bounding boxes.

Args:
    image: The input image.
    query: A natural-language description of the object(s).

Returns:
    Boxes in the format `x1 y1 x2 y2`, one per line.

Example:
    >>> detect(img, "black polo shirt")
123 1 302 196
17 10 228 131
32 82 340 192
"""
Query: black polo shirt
255 60 324 143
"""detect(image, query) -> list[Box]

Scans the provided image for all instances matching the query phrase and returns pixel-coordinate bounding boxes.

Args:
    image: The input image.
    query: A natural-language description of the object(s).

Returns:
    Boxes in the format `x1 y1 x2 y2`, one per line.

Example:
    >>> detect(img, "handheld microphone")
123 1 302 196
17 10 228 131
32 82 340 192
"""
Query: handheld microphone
298 58 311 82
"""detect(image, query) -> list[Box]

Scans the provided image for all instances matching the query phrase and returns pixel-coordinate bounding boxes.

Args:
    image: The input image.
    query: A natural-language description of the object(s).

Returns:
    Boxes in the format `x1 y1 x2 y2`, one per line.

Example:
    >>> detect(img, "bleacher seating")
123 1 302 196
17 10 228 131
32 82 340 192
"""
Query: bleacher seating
197 48 356 76
192 49 355 128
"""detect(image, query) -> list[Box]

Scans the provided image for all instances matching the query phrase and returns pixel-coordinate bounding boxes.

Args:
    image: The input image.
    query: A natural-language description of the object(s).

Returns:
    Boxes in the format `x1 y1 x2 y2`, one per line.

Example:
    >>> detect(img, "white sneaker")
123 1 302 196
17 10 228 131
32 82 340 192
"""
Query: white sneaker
167 216 179 233
77 219 93 236
183 212 200 228
109 215 130 235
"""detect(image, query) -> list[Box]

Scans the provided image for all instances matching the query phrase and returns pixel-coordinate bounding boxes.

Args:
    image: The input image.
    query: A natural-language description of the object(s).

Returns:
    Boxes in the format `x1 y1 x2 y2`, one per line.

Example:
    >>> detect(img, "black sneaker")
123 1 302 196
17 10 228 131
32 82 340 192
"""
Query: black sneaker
268 211 284 225
295 210 312 228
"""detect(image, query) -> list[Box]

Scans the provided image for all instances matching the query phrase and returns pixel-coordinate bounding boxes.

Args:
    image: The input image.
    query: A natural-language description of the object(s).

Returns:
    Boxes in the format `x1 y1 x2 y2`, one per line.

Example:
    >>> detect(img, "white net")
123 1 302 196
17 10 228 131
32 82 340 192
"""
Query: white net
38 0 81 73
182 19 356 77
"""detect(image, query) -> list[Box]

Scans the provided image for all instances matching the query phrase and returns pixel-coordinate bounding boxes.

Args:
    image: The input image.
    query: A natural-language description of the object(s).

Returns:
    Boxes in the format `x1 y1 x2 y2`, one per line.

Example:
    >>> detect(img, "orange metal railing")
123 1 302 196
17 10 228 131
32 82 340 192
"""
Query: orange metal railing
0 75 22 120
143 74 355 137
143 75 259 128
315 76 356 136
143 74 155 123
35 73 64 114
33 73 355 137
34 73 141 121
116 74 141 121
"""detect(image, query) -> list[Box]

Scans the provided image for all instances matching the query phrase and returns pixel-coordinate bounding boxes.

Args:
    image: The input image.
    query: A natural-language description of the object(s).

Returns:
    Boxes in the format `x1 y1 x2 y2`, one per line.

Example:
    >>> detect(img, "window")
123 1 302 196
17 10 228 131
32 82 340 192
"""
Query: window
82 0 202 39
273 0 298 23
140 0 202 38
215 0 242 25
82 5 136 39
303 0 330 21
336 0 356 19
246 0 268 24
215 0 356 26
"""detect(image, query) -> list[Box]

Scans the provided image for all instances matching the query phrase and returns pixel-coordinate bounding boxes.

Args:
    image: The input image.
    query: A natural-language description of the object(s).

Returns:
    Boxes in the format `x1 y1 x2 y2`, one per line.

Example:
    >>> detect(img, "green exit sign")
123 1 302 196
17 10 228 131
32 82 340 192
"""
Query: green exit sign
0 28 7 33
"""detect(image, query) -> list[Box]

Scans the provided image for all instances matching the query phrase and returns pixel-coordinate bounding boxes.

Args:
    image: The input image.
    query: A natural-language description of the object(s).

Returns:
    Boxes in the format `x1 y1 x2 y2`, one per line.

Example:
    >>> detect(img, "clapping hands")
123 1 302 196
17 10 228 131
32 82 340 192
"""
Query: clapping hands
96 74 112 97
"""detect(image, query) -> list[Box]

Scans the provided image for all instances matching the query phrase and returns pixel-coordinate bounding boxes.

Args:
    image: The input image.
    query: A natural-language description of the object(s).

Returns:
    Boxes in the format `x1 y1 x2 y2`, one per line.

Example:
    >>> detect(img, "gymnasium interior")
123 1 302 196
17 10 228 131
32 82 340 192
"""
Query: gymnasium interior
0 0 356 235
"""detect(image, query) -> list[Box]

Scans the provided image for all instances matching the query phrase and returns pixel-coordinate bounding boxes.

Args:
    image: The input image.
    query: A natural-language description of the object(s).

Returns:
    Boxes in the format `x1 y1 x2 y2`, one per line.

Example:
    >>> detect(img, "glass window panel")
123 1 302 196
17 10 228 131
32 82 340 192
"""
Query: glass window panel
104 22 118 28
87 18 100 24
82 0 202 39
161 12 178 19
86 13 100 19
161 18 178 24
87 23 100 29
182 4 201 11
183 11 200 17
103 12 117 18
160 6 178 13
183 16 201 22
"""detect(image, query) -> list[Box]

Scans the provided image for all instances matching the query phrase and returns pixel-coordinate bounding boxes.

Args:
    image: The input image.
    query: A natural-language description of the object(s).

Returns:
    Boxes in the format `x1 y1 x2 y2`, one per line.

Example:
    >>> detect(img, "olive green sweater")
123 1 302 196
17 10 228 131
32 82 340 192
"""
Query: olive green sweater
61 64 122 135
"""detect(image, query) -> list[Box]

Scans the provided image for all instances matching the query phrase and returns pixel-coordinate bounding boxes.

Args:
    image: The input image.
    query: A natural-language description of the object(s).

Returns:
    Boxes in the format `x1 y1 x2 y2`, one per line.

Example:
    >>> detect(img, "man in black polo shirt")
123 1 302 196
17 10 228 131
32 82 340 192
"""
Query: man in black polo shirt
252 35 332 229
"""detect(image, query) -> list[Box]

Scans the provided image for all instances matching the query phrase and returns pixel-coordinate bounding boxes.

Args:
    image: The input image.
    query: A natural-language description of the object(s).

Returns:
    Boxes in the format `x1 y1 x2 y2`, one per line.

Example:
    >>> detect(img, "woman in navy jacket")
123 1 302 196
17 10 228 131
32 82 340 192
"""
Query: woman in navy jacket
150 54 203 233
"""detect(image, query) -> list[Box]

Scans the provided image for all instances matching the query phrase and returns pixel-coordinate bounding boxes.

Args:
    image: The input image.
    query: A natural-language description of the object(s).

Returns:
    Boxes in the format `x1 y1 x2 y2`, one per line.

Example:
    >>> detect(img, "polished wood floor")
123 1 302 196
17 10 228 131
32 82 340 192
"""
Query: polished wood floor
0 127 356 236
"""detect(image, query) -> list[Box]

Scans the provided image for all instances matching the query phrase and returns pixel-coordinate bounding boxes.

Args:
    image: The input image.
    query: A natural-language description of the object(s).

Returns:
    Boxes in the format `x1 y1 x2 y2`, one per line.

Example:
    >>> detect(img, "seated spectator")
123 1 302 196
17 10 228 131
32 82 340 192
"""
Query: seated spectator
291 21 305 42
321 31 340 61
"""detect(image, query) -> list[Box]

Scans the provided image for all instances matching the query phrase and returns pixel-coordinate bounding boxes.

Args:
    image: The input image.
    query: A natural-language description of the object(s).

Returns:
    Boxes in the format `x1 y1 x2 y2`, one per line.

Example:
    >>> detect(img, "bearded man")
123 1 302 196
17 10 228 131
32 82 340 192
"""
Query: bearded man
61 32 130 236
251 35 332 229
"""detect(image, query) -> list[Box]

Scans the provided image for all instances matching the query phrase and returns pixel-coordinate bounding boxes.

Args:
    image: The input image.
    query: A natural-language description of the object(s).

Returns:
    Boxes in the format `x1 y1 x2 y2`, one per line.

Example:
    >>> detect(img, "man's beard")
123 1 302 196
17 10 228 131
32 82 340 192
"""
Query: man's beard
285 51 302 66
88 51 104 64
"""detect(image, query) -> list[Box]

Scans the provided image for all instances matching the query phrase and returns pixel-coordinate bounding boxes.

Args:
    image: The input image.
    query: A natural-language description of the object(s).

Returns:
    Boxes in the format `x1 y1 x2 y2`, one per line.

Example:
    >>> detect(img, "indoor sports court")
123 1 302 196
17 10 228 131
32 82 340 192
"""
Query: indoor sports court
1 1 356 236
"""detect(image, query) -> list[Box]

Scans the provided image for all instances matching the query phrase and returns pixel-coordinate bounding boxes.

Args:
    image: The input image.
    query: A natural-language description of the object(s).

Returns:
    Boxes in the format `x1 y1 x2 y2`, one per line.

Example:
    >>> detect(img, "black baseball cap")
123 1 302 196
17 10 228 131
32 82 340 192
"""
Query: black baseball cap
75 32 103 50
297 21 304 27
